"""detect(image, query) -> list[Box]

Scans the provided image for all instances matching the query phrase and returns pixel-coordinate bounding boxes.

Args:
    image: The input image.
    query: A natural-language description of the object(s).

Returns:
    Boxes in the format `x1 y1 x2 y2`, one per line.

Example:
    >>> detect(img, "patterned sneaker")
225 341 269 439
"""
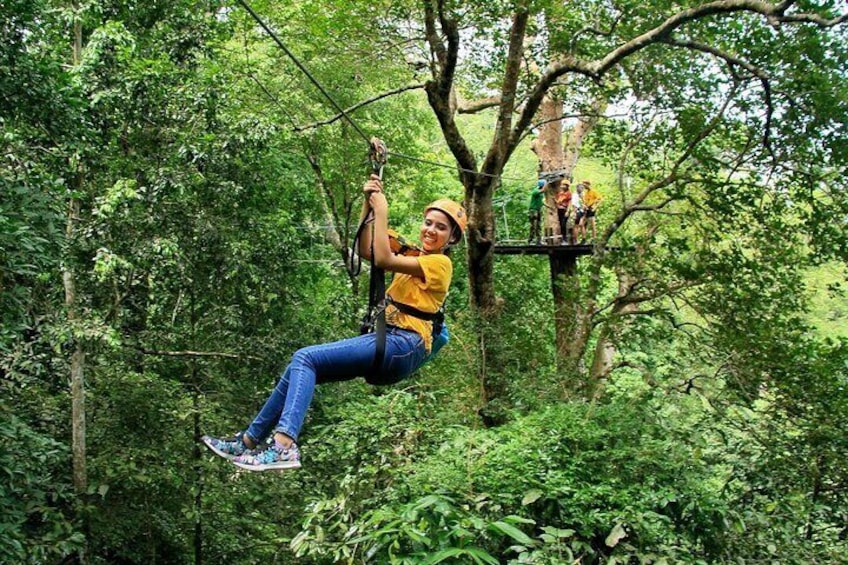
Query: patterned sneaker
201 433 252 460
232 441 301 471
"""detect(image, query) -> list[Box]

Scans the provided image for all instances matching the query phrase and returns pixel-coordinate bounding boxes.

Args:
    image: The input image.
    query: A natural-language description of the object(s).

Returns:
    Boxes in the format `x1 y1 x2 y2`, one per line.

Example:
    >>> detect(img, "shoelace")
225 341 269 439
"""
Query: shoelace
242 442 288 463
214 436 246 454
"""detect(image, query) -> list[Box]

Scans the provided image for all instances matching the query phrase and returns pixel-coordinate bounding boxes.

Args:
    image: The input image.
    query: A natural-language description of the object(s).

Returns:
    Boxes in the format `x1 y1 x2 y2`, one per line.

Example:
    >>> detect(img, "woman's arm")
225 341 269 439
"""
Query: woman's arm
357 179 377 261
365 178 425 278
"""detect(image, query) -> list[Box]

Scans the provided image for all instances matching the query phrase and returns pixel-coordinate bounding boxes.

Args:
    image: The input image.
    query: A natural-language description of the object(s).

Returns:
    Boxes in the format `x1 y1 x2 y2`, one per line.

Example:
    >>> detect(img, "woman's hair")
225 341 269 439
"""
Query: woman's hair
448 223 461 246
436 221 461 256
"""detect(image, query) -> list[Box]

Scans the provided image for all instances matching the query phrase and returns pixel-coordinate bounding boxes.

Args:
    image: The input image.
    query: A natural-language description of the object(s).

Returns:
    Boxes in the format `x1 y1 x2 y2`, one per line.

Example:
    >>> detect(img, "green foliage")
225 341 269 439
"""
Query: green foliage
718 338 848 563
0 405 83 564
806 261 848 338
295 493 529 564
3 0 848 563
290 398 745 564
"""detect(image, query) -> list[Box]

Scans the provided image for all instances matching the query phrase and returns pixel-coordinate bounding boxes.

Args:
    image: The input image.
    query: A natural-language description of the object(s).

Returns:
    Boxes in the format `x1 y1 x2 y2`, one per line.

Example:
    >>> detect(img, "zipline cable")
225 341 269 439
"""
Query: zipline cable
234 0 533 184
234 0 372 146
387 150 525 181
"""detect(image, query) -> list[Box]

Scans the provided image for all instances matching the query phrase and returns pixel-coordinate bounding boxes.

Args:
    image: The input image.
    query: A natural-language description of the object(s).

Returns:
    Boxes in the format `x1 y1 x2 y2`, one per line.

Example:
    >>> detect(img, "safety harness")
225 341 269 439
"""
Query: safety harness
386 297 446 338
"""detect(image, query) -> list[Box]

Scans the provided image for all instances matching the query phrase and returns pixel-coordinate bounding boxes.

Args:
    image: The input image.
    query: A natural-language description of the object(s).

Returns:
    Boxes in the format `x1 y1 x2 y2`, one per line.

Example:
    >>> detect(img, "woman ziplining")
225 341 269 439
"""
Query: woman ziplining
202 169 467 471
201 2 469 472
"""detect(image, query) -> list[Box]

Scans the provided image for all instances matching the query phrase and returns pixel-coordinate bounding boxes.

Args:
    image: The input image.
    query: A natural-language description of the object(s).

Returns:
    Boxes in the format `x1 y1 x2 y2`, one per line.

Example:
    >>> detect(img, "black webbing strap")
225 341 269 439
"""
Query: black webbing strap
368 261 387 372
367 137 388 372
386 297 445 337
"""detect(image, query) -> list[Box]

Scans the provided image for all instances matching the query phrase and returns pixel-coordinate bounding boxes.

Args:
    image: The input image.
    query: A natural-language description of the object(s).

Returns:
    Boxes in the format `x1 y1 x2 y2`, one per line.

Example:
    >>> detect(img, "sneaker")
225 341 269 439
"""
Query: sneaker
232 441 301 471
201 433 251 460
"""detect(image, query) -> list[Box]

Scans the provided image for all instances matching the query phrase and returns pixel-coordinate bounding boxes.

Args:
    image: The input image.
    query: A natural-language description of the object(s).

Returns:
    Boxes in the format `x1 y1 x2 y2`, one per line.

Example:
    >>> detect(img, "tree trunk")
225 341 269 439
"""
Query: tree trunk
190 289 204 565
465 176 498 312
532 94 565 243
67 6 89 528
63 11 93 562
193 390 203 565
546 97 608 393
466 176 509 425
422 6 529 421
550 253 585 394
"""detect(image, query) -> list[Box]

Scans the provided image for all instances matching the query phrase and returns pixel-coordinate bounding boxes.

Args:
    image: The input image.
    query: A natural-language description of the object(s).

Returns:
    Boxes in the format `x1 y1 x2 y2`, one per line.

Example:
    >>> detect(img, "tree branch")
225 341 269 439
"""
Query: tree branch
295 83 426 132
631 196 677 211
481 8 530 176
457 95 501 114
423 0 478 184
435 0 460 93
593 0 794 76
599 81 739 247
595 279 700 318
134 347 262 361
423 0 447 73
661 37 775 157
508 0 841 187
777 12 848 27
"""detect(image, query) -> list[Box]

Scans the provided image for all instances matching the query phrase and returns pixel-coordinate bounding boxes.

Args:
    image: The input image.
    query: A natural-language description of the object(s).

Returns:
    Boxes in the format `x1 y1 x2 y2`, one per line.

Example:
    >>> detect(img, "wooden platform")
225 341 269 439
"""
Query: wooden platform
494 242 597 256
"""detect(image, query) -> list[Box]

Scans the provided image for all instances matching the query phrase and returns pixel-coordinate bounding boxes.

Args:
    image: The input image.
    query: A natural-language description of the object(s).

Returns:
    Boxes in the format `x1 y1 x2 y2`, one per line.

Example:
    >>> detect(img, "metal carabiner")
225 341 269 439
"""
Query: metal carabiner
368 137 388 180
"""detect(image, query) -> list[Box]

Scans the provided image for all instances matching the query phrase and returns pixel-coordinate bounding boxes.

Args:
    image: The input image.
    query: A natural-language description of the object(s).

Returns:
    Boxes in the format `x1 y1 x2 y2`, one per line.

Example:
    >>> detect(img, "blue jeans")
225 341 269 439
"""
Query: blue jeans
244 327 426 444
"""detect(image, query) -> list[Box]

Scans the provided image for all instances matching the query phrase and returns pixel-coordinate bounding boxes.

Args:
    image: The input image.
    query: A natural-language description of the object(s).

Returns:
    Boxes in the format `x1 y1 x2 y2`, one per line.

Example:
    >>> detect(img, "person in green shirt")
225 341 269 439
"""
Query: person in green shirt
528 179 548 245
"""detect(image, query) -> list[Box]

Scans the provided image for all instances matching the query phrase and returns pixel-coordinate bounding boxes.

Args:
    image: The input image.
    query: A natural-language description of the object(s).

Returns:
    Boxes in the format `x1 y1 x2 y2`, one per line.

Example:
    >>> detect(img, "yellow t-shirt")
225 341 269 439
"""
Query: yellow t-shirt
583 188 602 209
385 253 453 352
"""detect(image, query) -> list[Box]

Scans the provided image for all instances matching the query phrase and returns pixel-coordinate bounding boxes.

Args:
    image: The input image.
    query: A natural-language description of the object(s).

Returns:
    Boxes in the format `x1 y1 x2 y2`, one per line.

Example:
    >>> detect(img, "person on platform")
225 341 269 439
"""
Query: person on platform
555 181 573 245
572 183 585 244
528 179 548 245
581 180 603 241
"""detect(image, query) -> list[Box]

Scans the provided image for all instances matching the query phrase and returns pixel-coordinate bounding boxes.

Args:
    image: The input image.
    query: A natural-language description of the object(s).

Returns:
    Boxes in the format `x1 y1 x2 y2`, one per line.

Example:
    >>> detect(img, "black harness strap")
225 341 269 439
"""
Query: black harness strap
368 262 387 372
386 297 445 337
366 138 388 372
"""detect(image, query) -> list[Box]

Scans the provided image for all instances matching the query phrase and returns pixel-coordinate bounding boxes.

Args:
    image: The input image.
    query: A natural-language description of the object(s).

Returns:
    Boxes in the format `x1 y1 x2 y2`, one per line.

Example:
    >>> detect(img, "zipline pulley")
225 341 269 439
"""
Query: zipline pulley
369 137 388 179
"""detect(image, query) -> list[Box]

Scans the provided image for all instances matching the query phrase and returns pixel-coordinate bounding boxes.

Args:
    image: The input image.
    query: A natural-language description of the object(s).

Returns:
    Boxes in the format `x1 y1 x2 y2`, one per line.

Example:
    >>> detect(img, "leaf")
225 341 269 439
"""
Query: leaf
422 547 500 565
504 514 536 525
464 547 500 565
521 489 543 505
605 523 627 547
540 526 575 539
489 521 534 545
421 548 468 564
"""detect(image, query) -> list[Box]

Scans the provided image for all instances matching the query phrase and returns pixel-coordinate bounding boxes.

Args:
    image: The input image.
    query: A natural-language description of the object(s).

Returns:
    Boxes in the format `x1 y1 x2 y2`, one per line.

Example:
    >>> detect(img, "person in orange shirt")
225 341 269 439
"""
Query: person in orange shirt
581 180 603 241
554 181 573 244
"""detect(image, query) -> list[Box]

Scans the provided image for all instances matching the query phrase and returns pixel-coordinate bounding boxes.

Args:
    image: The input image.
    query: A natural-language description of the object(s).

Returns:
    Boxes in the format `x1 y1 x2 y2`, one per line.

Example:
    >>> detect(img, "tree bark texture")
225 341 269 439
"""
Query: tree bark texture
532 94 565 243
68 8 88 501
550 254 584 394
533 93 607 390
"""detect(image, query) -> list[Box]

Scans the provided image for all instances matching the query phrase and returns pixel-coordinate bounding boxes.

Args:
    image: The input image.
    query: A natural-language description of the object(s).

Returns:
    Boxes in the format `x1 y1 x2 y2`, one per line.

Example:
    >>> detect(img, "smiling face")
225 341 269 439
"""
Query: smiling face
419 209 455 253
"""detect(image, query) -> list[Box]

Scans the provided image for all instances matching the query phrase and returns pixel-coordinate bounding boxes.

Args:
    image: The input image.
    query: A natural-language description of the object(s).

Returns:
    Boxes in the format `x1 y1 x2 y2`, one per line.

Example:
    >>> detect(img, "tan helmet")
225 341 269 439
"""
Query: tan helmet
425 199 467 238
